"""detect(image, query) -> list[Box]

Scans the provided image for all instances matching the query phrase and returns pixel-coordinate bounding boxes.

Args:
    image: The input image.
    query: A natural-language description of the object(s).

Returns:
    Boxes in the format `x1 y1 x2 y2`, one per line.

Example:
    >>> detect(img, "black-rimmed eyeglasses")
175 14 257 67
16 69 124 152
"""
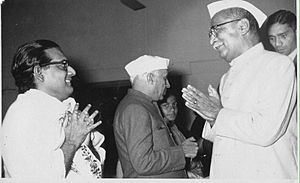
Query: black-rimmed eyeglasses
208 19 241 38
39 60 69 71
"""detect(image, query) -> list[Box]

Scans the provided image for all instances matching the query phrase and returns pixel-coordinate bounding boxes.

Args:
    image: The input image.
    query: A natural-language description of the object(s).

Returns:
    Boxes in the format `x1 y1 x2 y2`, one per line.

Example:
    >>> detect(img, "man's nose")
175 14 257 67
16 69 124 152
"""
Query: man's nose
275 38 282 47
67 66 76 76
169 106 175 111
209 34 217 46
166 79 170 88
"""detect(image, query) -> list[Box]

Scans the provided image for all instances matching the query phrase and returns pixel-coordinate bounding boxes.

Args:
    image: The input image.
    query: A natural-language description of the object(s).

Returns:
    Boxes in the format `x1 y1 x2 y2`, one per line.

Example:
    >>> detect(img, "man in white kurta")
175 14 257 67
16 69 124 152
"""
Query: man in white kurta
2 89 106 179
2 89 69 178
182 0 297 179
202 43 297 179
1 39 104 179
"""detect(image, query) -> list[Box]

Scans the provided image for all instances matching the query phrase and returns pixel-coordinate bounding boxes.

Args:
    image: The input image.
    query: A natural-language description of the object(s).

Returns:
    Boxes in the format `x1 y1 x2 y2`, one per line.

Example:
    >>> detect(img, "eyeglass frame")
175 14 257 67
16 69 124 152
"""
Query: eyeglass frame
39 60 69 71
208 18 242 39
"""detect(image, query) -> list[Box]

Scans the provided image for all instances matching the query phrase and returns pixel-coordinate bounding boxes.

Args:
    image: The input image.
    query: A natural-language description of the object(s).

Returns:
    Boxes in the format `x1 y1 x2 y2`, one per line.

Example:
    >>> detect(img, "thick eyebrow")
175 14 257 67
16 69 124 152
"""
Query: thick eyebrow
270 30 289 37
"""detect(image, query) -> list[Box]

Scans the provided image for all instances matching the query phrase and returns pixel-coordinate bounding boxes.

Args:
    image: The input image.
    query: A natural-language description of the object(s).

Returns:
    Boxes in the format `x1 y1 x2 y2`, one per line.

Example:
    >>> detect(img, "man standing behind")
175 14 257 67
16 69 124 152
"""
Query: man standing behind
114 55 198 178
267 10 297 68
182 0 297 179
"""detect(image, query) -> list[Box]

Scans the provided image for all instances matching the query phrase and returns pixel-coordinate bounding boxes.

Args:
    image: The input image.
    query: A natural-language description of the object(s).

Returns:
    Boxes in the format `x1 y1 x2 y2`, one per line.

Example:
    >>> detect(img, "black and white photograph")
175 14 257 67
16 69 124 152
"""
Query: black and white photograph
1 0 298 182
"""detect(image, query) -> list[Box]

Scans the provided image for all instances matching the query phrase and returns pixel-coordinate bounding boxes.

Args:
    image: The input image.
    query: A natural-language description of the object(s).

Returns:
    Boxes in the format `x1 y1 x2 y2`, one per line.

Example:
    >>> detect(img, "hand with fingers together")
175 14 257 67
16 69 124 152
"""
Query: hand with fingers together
182 85 222 127
63 103 102 149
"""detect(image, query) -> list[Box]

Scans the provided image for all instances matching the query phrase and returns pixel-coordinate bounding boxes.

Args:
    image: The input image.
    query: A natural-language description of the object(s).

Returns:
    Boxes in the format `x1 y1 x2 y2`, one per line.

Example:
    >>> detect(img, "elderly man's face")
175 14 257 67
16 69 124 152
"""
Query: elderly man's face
39 48 76 101
152 69 170 101
268 23 297 56
209 13 243 62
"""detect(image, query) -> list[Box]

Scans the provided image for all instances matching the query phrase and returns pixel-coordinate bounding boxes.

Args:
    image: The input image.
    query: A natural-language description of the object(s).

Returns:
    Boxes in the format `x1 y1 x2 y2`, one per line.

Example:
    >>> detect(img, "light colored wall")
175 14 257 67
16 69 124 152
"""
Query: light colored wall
2 0 296 119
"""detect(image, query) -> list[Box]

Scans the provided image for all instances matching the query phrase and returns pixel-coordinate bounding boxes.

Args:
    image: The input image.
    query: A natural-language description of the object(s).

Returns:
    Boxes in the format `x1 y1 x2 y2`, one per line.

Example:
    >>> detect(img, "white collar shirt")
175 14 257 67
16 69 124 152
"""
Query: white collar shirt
288 48 297 60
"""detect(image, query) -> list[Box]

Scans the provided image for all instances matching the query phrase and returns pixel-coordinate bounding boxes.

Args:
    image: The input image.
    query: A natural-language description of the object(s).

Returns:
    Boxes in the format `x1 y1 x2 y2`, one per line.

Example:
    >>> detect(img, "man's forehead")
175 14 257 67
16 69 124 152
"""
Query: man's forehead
162 96 176 105
45 47 67 61
269 23 294 34
155 69 168 73
167 96 176 103
211 14 226 25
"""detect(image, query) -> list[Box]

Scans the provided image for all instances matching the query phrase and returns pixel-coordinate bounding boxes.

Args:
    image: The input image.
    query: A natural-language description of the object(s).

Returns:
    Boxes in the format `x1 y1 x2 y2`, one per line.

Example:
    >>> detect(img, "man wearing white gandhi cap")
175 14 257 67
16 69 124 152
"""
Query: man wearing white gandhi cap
182 0 297 179
114 55 199 177
125 55 169 83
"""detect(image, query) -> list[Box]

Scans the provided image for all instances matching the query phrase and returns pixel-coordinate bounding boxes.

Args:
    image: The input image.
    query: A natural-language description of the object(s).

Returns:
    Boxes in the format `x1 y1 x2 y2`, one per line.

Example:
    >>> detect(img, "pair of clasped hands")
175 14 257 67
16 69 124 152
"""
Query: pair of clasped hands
62 103 101 149
182 84 223 128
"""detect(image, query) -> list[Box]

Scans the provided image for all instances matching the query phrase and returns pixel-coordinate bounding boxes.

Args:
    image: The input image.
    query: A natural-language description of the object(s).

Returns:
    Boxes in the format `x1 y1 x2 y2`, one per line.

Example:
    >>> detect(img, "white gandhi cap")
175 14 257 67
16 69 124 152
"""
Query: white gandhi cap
125 55 170 81
207 0 267 28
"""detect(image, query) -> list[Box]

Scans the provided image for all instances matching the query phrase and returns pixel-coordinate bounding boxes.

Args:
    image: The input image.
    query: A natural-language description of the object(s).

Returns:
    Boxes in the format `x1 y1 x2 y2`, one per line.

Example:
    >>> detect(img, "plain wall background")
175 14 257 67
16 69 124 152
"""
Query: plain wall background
1 0 296 121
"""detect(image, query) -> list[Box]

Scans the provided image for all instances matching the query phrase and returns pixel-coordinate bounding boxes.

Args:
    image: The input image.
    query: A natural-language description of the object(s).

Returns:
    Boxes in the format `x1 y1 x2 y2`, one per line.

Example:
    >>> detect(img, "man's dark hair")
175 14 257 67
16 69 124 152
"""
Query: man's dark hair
266 10 296 31
11 39 60 93
157 89 179 106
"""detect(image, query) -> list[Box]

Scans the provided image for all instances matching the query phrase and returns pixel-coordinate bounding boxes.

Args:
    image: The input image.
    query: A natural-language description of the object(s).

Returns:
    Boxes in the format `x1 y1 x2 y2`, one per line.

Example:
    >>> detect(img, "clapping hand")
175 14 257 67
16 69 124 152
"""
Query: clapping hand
63 103 102 149
182 85 222 127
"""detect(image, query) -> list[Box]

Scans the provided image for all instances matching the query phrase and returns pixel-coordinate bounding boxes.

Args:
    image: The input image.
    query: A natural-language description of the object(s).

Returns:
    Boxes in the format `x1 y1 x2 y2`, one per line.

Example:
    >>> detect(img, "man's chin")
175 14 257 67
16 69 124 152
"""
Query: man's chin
66 87 74 97
159 95 164 100
167 116 176 121
280 51 288 56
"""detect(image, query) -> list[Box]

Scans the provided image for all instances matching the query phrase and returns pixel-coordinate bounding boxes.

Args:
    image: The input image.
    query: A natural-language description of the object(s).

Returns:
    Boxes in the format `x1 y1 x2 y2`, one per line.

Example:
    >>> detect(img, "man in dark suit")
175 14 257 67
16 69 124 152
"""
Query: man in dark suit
267 10 297 69
113 55 198 178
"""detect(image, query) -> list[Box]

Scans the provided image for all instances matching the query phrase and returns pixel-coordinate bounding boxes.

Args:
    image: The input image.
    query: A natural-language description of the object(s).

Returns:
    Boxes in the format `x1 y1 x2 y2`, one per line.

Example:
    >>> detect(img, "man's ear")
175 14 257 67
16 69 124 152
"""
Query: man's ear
146 72 155 85
238 18 250 35
33 65 44 82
